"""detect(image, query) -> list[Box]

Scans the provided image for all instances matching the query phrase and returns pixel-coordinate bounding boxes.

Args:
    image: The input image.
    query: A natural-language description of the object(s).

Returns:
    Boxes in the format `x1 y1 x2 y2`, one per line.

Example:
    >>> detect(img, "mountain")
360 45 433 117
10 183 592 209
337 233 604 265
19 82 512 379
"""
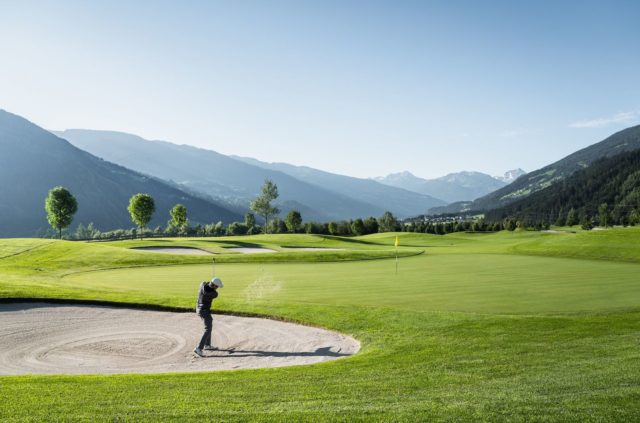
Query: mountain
231 157 446 217
55 130 412 221
0 110 240 237
485 148 640 225
495 169 526 184
374 170 508 203
430 125 640 214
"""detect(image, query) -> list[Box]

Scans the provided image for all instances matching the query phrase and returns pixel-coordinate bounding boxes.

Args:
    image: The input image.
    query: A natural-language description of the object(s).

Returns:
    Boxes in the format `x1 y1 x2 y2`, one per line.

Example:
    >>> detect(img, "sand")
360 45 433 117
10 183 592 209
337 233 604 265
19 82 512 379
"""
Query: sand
131 247 213 255
284 247 343 251
228 247 277 254
0 303 359 375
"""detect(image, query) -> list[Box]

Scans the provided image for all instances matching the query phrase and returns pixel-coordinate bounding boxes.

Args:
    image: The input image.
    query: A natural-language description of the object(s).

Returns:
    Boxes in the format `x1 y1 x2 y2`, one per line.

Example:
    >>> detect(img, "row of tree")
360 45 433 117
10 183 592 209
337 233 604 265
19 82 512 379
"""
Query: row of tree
44 180 414 239
44 187 191 239
45 179 287 238
56 211 405 240
46 179 514 240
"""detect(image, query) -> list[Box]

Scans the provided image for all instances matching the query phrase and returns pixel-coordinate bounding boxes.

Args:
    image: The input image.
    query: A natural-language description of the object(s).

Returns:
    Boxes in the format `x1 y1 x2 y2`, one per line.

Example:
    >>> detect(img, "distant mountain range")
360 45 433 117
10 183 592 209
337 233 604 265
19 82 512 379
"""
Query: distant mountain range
0 110 241 237
373 170 524 203
57 130 445 221
232 156 446 217
3 107 637 236
430 125 640 214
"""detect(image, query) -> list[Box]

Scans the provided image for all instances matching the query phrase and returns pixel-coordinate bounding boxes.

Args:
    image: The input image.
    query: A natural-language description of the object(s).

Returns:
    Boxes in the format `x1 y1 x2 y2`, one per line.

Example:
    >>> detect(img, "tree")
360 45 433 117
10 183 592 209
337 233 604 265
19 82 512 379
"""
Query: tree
74 223 100 240
226 222 248 236
244 213 256 230
363 217 379 234
337 220 352 236
212 221 225 236
284 210 302 233
351 218 365 236
566 208 578 226
267 218 286 234
581 213 593 230
250 179 280 233
44 186 78 239
169 204 188 233
127 193 155 238
598 203 610 227
378 211 399 232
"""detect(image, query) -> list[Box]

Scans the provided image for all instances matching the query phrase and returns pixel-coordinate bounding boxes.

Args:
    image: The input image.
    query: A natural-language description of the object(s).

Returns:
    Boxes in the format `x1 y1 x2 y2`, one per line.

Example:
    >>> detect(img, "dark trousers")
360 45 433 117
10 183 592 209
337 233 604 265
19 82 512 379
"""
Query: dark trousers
198 311 213 349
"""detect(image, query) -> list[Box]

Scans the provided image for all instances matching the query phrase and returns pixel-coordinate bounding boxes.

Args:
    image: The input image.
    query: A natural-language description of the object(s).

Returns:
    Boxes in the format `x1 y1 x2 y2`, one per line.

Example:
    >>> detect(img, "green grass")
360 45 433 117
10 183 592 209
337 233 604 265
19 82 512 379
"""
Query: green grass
1 231 640 421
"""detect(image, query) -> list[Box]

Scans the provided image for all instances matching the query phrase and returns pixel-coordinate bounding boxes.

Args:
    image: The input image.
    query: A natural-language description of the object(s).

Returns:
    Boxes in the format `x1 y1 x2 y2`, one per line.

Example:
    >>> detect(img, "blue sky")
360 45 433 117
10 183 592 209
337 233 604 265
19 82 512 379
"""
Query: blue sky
1 0 639 178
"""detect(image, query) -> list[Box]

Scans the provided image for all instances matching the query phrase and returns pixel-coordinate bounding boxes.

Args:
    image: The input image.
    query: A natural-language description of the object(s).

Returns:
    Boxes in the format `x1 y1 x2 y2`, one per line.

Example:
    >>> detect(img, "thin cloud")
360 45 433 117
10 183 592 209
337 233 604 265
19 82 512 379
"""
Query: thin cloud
499 128 526 138
500 129 519 138
569 111 640 129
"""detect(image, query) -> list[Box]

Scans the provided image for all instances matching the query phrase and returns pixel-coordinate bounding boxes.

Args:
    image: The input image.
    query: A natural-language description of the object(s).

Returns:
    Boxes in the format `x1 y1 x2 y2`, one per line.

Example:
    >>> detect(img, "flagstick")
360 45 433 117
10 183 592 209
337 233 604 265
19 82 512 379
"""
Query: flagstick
395 245 398 275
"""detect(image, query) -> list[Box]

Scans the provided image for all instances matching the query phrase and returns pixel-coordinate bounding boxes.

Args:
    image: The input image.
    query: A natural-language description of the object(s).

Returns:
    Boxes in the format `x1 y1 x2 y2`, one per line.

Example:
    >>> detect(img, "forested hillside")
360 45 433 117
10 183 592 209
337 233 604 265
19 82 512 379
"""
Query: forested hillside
485 148 640 226
435 125 640 214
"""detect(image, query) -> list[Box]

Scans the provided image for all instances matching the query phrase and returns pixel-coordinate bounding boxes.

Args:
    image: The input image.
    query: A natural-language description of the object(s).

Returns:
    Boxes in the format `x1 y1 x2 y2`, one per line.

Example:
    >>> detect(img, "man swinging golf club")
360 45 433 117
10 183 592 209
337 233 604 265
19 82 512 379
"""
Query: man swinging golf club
193 276 224 357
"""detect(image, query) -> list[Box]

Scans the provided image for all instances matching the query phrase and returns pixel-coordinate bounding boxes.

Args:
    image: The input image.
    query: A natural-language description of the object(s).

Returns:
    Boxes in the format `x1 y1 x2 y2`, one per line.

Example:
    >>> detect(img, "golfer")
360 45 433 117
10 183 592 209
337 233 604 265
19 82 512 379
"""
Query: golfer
194 277 223 357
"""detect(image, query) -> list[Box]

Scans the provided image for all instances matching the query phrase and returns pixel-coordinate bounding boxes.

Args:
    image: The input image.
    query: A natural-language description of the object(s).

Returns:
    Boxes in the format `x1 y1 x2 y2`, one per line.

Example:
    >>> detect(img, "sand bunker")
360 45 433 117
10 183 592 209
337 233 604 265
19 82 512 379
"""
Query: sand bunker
284 247 343 251
228 247 277 254
131 247 212 255
0 303 359 375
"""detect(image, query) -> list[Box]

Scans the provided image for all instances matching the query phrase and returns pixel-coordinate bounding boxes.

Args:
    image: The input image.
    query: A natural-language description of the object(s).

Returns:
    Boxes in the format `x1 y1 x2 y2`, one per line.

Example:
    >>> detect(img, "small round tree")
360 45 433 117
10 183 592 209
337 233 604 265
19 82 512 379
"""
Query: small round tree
45 186 78 239
285 210 302 233
127 193 155 239
169 204 188 234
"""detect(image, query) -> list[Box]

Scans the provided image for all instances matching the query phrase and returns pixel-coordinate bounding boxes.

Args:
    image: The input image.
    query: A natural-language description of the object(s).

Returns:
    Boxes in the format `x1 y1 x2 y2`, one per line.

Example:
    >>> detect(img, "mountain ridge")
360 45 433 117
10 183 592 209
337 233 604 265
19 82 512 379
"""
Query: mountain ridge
485 148 640 225
58 129 445 220
231 156 446 216
428 125 640 214
0 110 241 237
374 170 512 203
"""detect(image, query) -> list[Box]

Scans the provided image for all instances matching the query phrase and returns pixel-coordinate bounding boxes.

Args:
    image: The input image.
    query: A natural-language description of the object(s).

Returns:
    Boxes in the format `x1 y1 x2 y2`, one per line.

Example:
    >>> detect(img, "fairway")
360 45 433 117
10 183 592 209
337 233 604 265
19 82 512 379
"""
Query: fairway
66 253 640 314
1 230 640 420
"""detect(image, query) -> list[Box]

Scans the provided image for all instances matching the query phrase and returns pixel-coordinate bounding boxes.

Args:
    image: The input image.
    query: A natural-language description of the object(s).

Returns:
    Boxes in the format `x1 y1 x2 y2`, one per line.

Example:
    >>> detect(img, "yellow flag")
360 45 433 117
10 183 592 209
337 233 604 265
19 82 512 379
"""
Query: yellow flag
394 236 399 248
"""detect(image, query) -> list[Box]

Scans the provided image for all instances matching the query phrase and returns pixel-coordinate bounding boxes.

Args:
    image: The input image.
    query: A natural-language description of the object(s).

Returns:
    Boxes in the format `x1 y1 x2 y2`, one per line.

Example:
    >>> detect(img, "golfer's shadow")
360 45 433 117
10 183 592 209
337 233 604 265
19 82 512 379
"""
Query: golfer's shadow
202 346 350 359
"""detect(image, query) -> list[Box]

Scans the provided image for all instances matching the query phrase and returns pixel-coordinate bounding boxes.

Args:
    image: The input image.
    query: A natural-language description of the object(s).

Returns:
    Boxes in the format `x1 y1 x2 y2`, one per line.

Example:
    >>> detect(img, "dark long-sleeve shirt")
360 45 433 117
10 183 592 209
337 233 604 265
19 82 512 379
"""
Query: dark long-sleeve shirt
196 282 218 314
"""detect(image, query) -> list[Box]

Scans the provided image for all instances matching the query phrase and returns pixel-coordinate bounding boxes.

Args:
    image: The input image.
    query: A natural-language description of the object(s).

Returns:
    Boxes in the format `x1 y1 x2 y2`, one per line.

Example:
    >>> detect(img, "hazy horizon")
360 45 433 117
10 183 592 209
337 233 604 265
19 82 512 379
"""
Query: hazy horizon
2 0 639 178
52 125 525 180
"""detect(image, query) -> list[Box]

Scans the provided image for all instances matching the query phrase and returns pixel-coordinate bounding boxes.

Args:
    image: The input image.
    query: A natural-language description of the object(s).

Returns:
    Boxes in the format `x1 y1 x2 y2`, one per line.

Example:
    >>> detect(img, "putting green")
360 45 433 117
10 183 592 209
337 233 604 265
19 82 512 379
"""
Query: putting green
65 253 640 314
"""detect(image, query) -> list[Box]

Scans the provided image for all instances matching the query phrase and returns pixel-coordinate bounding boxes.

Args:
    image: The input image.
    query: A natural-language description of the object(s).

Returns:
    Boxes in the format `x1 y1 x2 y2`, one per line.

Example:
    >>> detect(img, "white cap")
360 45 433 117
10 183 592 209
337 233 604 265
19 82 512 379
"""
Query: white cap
210 277 223 288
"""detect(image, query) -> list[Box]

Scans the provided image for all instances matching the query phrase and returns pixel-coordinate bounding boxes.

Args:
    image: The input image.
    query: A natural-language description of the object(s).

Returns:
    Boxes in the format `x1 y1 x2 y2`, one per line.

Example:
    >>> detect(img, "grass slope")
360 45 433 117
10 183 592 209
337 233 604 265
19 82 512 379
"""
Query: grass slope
1 231 640 421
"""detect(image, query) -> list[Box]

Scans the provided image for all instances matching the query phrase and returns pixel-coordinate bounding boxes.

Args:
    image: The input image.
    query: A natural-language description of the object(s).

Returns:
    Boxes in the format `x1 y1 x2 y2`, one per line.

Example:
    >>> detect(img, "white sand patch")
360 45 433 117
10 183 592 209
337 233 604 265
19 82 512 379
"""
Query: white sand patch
284 247 344 251
131 247 212 255
0 303 359 375
228 247 277 254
